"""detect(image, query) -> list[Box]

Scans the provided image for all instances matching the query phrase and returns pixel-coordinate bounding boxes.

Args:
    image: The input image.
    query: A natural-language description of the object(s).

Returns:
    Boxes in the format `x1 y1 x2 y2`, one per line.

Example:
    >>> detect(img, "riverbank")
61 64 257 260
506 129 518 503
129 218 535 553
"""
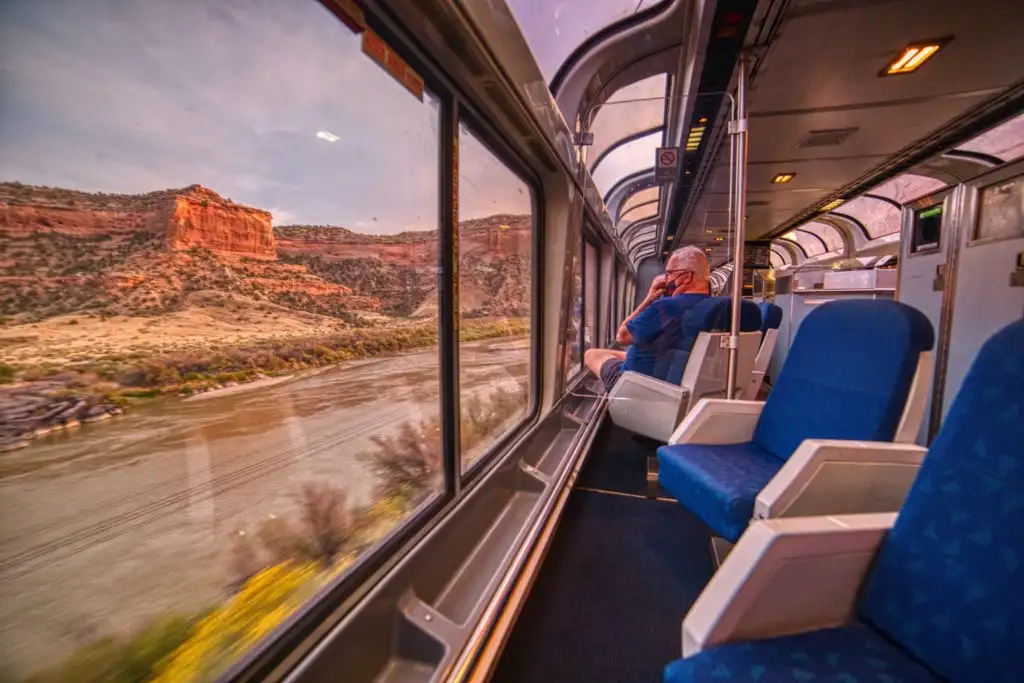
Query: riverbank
0 317 528 452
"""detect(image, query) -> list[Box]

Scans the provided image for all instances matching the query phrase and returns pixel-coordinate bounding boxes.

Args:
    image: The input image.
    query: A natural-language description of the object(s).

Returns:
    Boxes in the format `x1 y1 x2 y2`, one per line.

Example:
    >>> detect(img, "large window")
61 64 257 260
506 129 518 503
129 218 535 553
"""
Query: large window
584 239 600 351
0 2 535 681
457 126 533 470
563 233 584 383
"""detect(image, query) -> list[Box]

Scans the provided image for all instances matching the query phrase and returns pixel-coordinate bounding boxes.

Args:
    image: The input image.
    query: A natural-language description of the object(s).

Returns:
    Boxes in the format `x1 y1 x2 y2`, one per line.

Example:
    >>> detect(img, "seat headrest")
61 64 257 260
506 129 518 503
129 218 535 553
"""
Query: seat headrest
757 302 783 335
858 318 1024 683
752 299 934 461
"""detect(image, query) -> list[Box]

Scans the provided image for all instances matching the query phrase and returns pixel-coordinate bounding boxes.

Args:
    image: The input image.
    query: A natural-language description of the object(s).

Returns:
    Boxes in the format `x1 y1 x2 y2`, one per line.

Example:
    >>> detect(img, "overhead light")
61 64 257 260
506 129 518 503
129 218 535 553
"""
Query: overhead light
666 235 673 241
714 236 724 241
697 116 708 124
771 173 795 184
883 39 949 75
782 231 797 240
704 228 714 234
821 199 844 212
686 125 706 151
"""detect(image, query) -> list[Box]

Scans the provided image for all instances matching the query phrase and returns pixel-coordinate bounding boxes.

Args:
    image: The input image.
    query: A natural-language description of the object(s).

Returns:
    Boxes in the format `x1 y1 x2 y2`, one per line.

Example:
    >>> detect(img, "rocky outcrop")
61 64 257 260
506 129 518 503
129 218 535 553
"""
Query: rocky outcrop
0 382 123 452
164 186 276 259
0 182 276 260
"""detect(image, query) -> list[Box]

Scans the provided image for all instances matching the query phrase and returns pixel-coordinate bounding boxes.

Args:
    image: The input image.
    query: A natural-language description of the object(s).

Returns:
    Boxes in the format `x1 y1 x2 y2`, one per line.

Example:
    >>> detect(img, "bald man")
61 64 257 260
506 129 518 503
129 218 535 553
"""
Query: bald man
584 246 711 392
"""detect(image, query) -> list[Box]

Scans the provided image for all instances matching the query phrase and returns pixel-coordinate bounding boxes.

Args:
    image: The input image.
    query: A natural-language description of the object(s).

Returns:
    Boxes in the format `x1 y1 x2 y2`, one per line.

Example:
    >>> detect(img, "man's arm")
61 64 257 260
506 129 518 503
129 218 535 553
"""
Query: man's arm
615 276 665 345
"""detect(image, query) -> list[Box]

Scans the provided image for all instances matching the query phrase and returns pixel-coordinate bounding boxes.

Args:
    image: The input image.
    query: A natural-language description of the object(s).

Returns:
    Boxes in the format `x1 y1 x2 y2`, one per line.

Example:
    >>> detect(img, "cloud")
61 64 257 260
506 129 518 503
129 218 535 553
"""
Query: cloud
0 0 533 236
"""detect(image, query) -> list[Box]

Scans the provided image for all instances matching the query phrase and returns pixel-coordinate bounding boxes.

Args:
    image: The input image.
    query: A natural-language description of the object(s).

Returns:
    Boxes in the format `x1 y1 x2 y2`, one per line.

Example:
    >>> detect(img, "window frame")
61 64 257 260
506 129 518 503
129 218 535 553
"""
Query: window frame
222 5 543 680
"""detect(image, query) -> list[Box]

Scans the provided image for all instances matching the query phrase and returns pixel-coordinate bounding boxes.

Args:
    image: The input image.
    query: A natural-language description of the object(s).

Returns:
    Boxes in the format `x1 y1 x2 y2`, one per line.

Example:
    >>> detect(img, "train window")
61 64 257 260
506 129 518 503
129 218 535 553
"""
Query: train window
836 196 902 239
911 203 943 252
618 186 659 221
592 129 660 197
801 221 845 252
506 0 669 83
563 234 584 383
975 175 1024 243
456 125 533 470
869 173 946 205
957 112 1024 164
781 230 823 257
584 239 600 350
588 75 667 167
0 2 446 679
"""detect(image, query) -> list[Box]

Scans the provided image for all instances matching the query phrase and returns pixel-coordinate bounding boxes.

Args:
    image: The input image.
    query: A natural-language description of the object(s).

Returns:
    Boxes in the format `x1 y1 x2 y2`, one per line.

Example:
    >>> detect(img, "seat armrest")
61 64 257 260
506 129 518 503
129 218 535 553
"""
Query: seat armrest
668 398 765 445
607 371 687 442
755 440 927 520
682 513 895 657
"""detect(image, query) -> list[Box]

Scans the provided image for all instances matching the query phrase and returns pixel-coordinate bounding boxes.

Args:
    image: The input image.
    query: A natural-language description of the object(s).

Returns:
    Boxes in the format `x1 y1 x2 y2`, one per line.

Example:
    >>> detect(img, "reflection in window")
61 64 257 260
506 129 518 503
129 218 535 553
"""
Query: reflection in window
563 235 584 382
801 221 845 252
0 2 449 679
588 75 667 166
781 231 820 257
836 196 902 239
958 112 1024 164
617 186 659 220
506 0 668 83
457 126 533 470
584 240 599 351
592 129 661 197
976 175 1024 242
869 173 946 205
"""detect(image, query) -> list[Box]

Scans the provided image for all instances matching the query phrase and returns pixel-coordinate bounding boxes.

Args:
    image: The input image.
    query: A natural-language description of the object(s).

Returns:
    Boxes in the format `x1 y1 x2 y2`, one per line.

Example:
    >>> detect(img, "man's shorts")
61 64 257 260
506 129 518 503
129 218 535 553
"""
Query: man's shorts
599 358 625 391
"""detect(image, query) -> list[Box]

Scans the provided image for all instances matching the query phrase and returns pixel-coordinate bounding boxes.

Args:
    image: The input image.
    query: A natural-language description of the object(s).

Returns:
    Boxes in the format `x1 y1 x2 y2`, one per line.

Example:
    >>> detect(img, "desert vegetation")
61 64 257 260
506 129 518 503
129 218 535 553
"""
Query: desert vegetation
22 385 526 683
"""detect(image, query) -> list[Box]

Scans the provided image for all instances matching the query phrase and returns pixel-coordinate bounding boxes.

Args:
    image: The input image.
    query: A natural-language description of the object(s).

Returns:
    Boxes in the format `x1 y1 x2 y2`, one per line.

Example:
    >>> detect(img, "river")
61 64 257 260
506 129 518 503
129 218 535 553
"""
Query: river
0 336 530 679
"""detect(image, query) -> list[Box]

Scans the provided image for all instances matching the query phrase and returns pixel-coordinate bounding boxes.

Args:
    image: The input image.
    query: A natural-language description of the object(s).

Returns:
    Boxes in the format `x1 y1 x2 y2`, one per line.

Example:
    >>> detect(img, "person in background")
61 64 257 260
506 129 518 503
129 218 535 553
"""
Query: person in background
584 246 711 391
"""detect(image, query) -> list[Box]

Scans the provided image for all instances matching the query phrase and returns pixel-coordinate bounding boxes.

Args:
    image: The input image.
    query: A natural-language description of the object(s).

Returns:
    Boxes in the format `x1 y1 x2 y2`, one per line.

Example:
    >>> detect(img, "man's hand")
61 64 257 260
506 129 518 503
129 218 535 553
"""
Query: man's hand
646 274 668 302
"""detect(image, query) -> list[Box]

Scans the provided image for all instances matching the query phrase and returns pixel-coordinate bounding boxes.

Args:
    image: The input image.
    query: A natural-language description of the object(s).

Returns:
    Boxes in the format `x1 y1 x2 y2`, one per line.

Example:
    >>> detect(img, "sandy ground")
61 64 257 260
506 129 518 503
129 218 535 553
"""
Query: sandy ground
0 299 393 366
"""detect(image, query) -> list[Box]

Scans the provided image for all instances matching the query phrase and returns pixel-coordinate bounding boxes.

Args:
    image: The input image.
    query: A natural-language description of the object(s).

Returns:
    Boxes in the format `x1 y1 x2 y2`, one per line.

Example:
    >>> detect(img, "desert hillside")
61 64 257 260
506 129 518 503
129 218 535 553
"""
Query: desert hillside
0 181 531 322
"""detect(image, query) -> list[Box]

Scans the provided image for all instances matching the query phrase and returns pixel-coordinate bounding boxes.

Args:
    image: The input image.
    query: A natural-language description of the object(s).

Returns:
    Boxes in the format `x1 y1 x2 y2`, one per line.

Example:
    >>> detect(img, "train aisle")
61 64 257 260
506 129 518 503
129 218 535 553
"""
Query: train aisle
492 421 715 682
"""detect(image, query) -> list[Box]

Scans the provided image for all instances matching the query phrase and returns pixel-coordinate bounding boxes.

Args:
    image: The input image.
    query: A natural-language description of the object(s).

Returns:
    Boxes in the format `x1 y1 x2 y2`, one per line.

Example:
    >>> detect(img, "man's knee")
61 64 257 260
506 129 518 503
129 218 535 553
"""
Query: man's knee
584 348 611 374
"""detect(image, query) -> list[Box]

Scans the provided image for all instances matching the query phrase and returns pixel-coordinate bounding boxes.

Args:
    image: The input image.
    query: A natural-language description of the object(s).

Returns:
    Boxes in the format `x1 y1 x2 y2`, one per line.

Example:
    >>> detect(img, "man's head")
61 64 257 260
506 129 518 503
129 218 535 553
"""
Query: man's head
664 246 711 295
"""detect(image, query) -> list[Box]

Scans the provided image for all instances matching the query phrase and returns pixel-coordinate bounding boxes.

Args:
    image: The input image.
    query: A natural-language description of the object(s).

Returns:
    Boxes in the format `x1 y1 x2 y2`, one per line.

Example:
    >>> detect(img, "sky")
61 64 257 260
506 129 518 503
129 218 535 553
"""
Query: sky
0 0 531 233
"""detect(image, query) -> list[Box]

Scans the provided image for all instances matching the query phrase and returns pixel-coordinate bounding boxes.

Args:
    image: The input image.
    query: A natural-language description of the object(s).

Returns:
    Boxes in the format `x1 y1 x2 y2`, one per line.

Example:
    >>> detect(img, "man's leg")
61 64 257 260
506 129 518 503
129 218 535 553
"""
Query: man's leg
583 348 626 381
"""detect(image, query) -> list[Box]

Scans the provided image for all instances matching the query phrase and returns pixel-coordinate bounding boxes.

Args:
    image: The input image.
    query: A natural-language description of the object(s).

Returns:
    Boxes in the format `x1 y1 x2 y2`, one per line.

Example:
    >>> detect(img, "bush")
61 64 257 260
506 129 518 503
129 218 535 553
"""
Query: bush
0 363 16 384
24 615 200 683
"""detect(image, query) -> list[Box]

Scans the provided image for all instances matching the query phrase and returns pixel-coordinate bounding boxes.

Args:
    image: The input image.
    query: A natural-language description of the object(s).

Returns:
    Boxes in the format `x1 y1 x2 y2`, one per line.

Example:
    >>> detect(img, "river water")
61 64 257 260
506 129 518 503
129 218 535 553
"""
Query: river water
0 337 530 678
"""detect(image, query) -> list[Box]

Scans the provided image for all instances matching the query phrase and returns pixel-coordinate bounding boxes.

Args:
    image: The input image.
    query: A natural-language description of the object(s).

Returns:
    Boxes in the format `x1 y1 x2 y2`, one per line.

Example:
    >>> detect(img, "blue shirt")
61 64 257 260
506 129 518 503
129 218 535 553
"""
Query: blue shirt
624 293 710 379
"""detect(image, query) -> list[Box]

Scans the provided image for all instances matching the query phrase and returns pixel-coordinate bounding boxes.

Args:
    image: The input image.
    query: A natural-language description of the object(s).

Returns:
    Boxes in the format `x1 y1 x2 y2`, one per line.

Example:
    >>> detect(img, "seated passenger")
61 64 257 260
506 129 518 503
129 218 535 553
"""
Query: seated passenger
584 246 711 391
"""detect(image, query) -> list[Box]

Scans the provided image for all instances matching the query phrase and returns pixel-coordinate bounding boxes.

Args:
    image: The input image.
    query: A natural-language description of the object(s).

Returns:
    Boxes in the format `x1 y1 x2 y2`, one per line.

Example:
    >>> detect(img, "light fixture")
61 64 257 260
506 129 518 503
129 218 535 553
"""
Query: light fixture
882 39 950 75
771 172 795 184
714 236 724 241
821 198 844 212
782 231 797 240
666 235 673 241
704 228 714 234
697 116 708 124
686 125 706 151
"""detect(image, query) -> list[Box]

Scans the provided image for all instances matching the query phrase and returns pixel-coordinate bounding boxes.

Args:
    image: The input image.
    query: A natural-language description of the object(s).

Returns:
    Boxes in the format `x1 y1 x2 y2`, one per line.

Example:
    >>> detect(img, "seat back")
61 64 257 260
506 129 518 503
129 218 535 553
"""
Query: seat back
659 297 762 385
857 319 1024 683
679 331 762 415
752 299 934 461
757 301 783 339
742 327 780 400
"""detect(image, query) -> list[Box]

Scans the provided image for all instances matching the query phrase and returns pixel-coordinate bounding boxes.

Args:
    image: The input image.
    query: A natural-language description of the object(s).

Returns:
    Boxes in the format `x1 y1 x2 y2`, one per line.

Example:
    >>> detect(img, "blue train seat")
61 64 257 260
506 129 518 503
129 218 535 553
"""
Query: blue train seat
656 297 763 385
757 301 783 340
664 317 1024 683
658 299 934 542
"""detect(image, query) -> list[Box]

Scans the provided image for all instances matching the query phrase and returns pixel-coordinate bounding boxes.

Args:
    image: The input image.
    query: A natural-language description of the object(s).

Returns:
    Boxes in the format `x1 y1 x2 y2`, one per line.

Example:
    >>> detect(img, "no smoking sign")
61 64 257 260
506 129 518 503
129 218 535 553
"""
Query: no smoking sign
655 147 679 182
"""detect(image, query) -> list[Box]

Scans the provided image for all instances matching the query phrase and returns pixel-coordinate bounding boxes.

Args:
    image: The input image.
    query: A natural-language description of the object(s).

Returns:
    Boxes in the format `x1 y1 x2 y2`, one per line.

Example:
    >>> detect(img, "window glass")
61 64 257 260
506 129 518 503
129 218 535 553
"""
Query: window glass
563 234 584 383
506 0 668 83
975 175 1024 242
781 231 820 257
584 240 599 351
957 112 1024 164
801 221 844 252
869 173 946 205
618 201 659 230
457 126 533 470
771 247 792 267
588 75 666 167
592 130 661 197
617 186 659 220
624 222 657 248
0 2 446 680
836 196 902 239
